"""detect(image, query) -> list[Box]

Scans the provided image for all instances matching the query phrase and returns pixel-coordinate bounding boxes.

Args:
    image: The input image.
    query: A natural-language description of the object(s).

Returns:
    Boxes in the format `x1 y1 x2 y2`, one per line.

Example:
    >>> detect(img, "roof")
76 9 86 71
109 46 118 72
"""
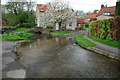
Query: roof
37 4 47 12
77 18 86 24
97 6 116 16
86 14 97 19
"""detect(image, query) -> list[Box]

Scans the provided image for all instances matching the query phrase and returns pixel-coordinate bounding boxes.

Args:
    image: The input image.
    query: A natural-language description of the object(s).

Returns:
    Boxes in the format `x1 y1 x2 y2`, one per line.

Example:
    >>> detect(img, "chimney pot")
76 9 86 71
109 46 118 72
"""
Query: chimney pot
101 4 104 8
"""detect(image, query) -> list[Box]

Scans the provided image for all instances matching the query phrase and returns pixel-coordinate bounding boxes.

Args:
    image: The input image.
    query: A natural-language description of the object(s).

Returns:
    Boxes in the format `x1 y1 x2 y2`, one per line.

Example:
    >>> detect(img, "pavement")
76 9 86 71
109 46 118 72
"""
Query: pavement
1 40 25 78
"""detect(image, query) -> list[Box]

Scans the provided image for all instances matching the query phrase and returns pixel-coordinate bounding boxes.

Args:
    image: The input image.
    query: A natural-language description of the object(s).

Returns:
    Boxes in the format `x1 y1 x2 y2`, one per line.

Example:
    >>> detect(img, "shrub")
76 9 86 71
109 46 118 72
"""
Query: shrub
46 25 53 29
15 22 36 28
2 26 16 30
85 22 89 28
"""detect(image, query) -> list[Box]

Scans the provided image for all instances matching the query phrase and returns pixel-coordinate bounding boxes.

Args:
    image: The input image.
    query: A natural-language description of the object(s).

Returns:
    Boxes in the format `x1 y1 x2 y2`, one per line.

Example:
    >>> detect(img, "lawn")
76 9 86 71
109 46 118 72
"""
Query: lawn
0 32 33 40
50 31 71 36
74 34 97 47
88 35 120 48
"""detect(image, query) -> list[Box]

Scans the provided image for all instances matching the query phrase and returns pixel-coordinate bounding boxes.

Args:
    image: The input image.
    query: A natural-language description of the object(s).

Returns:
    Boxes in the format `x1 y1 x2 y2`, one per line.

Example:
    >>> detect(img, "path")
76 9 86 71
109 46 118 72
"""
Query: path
84 35 120 55
1 40 26 78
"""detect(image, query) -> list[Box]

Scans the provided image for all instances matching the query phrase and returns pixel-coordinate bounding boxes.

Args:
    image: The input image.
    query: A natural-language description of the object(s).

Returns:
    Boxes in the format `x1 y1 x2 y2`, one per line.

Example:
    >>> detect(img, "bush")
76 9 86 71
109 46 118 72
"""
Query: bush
2 26 17 31
79 27 82 30
15 22 36 28
46 25 53 29
85 22 89 28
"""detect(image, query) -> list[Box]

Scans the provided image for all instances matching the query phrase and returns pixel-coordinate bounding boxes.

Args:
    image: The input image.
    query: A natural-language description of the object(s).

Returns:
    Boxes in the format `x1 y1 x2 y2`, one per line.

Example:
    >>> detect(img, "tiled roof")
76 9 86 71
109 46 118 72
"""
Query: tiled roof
86 14 97 19
77 18 86 24
97 6 116 16
37 4 47 12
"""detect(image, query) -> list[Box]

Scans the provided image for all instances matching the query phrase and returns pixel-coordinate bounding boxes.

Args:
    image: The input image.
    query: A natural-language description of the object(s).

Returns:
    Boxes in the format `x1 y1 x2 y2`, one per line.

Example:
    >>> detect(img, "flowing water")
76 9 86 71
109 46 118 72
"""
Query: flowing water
17 34 119 78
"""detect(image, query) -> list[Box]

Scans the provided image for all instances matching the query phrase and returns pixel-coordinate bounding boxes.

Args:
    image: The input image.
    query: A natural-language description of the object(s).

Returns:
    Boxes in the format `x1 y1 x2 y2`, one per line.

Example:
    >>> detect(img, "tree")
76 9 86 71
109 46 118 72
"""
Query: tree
75 10 86 19
115 0 120 16
93 10 99 14
44 0 76 30
2 0 36 25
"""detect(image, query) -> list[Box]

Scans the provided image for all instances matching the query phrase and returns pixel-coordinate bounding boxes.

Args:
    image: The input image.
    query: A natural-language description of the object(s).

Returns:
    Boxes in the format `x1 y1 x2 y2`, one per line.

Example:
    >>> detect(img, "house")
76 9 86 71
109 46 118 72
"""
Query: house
86 14 97 22
77 18 86 29
36 4 47 28
96 5 116 20
36 4 77 30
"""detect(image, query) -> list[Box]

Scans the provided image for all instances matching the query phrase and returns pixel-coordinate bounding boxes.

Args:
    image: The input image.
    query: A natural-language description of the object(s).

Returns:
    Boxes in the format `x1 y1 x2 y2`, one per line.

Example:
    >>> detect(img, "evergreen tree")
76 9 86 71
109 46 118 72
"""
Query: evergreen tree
115 0 120 16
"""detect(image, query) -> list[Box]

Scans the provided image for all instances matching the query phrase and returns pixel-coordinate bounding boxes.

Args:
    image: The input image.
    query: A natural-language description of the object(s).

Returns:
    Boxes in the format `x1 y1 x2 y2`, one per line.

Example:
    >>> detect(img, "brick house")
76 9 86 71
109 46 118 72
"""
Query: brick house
36 4 77 30
77 18 86 29
86 5 116 21
86 14 97 22
96 5 116 20
36 4 47 28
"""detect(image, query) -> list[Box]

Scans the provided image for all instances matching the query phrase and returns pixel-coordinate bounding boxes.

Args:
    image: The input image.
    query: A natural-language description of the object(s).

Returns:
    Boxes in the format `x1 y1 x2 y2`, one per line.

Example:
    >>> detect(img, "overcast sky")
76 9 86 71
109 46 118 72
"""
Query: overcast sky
1 0 117 12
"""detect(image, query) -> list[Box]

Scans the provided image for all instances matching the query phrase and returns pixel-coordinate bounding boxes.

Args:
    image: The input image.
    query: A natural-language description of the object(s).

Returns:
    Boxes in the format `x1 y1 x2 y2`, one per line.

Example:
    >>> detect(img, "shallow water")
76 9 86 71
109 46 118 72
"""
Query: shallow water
17 34 119 78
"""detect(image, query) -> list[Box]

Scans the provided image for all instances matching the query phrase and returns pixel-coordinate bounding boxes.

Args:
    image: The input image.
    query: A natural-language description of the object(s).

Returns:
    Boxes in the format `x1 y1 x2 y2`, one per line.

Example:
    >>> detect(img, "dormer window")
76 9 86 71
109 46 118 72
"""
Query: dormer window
103 12 110 15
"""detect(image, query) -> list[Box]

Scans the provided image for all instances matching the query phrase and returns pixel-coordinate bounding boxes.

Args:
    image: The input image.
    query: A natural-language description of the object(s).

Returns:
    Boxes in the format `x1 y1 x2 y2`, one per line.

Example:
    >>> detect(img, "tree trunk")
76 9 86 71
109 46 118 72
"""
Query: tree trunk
59 22 62 31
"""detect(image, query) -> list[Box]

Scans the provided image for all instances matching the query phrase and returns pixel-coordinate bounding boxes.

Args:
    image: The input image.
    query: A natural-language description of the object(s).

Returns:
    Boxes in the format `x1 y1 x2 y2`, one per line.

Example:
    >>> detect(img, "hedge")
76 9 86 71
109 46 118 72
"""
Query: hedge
89 16 120 40
15 22 36 28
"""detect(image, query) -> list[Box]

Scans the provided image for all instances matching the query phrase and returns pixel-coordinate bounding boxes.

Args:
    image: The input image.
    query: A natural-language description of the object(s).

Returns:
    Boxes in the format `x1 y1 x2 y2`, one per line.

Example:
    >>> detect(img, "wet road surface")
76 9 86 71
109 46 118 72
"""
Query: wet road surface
16 35 119 78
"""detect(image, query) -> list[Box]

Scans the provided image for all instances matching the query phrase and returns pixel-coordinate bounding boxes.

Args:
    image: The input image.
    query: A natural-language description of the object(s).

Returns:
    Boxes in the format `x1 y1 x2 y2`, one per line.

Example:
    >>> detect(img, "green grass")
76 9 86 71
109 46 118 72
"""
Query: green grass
0 32 33 40
88 35 120 48
0 35 24 40
74 34 97 47
50 31 71 36
9 28 32 33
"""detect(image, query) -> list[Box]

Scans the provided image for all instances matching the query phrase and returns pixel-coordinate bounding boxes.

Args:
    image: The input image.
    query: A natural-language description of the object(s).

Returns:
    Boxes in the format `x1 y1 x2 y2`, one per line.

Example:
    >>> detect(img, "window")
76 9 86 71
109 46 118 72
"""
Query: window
69 22 72 26
87 19 90 22
103 12 110 15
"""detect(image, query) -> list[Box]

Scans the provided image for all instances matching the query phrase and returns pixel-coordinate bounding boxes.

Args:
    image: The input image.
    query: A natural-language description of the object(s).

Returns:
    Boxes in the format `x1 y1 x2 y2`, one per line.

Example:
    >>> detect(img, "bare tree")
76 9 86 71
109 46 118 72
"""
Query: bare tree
75 10 86 19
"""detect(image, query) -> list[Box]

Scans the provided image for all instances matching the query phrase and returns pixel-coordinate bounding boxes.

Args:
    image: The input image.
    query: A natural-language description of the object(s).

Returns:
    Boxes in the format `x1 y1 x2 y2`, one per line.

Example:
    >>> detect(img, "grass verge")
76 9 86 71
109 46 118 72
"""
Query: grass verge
88 35 120 48
50 31 71 36
74 34 97 47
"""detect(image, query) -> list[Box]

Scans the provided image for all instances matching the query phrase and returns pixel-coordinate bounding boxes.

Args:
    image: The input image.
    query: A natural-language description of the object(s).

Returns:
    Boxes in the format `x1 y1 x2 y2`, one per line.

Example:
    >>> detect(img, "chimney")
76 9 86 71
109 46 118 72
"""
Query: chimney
101 4 104 8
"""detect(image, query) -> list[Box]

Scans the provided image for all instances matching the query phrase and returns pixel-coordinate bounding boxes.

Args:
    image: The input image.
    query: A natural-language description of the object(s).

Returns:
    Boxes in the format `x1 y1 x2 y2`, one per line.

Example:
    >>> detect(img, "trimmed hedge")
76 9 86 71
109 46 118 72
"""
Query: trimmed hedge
15 22 36 28
89 16 120 40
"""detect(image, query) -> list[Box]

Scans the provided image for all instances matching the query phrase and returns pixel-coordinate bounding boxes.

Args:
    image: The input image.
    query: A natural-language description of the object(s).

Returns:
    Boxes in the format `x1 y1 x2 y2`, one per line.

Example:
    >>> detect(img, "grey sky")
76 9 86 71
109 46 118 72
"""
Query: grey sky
1 0 117 12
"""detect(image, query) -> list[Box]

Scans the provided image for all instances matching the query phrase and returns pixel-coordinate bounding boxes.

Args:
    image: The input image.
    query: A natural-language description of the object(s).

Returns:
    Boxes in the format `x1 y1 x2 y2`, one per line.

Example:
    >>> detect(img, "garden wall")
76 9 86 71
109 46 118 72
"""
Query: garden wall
89 16 120 40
